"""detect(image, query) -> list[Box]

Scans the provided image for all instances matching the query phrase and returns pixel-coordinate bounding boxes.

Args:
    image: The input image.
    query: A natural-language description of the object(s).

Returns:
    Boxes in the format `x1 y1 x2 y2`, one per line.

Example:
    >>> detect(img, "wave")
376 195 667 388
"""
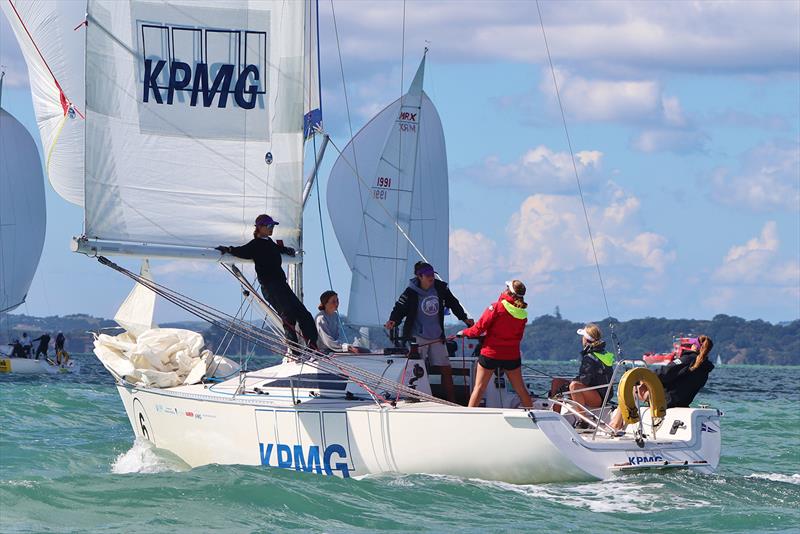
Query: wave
111 438 188 474
746 472 800 485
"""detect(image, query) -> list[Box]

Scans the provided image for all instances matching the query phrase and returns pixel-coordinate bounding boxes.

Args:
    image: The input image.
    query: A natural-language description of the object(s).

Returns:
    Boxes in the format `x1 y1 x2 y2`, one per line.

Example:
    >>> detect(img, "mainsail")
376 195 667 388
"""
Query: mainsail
1 0 86 206
77 0 319 257
0 107 47 313
327 55 449 326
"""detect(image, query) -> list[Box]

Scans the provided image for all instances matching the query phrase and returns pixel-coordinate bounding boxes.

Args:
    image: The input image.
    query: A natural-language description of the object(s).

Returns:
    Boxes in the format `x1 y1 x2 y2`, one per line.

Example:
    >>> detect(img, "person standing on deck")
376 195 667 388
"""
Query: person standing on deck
216 214 318 351
461 280 533 409
20 333 32 358
32 333 50 360
385 261 473 403
55 332 69 365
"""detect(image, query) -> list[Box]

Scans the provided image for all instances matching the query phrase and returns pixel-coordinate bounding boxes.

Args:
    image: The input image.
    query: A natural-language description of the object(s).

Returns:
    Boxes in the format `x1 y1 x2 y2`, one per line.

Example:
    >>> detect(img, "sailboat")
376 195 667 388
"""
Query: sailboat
0 81 63 374
11 0 720 482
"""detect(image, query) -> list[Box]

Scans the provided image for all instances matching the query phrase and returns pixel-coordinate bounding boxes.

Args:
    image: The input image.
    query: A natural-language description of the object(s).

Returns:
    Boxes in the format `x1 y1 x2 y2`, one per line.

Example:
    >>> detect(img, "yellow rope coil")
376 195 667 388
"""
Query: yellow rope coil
618 367 667 425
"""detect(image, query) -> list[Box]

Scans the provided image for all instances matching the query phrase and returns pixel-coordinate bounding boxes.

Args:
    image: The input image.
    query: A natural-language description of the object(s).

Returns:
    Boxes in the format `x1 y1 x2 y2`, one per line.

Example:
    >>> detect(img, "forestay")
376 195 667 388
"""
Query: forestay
82 0 318 255
327 55 449 326
1 0 86 206
0 108 46 313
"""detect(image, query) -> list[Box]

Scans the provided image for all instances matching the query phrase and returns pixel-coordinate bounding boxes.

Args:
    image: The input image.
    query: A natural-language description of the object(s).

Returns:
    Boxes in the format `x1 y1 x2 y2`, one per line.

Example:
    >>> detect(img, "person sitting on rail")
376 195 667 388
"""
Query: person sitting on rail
385 261 473 403
567 324 615 426
316 290 367 354
609 335 715 430
217 214 318 351
460 280 533 408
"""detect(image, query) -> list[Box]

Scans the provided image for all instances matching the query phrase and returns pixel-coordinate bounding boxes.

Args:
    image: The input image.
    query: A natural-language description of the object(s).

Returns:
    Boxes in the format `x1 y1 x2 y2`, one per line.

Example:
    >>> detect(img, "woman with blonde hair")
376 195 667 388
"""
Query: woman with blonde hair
461 280 533 408
569 323 615 424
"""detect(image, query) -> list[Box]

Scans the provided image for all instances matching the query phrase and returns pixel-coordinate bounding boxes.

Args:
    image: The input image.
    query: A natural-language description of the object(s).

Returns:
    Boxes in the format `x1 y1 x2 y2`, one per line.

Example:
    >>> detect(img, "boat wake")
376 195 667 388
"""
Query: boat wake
111 438 188 474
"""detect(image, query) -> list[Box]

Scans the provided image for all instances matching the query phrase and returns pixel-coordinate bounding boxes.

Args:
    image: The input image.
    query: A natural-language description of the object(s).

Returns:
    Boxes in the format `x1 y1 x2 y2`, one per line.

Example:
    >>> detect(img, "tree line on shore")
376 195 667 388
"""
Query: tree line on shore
1 312 797 366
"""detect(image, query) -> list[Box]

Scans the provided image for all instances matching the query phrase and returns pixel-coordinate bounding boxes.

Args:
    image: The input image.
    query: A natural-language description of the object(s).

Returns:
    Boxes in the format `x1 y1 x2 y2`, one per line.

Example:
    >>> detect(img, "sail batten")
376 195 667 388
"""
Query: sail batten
81 0 317 256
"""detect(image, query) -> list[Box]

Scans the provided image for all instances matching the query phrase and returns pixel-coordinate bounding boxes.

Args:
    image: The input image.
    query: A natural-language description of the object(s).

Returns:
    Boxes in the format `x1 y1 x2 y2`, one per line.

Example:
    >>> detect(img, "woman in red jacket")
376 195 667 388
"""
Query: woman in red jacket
461 280 533 408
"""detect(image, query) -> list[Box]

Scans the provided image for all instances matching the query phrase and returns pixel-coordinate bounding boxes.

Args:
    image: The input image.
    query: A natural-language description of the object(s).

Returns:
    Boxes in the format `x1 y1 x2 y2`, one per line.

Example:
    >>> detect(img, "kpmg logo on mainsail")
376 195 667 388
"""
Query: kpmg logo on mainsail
138 22 267 110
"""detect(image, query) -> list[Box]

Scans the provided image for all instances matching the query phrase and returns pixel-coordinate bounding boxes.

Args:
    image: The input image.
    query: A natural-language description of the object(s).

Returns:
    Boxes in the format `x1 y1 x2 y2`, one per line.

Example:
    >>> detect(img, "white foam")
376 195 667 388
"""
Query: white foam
746 473 800 485
467 477 708 514
111 438 186 474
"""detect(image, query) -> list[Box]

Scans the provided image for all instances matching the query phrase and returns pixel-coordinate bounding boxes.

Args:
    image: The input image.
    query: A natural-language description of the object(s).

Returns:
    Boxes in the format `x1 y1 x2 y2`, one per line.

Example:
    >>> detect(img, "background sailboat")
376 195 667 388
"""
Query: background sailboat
327 53 449 329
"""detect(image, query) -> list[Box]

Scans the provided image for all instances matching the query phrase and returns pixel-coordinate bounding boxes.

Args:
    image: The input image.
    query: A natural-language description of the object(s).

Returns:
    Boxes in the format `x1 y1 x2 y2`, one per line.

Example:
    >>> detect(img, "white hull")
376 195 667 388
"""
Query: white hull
112 355 721 483
0 357 79 375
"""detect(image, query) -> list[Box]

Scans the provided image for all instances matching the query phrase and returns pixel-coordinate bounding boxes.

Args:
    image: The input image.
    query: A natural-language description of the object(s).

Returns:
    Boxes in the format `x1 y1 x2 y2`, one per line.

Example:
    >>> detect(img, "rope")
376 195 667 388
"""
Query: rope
97 256 455 407
535 1 619 348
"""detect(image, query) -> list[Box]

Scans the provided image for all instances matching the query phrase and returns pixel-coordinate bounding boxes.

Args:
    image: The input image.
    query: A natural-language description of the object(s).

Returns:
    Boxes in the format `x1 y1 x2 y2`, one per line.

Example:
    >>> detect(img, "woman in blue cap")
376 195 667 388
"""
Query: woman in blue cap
217 214 318 350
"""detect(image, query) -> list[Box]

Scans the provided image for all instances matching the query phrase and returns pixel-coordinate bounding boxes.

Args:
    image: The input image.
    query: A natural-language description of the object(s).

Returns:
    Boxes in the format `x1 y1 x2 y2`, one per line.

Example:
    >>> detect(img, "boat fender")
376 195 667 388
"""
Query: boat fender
618 368 667 426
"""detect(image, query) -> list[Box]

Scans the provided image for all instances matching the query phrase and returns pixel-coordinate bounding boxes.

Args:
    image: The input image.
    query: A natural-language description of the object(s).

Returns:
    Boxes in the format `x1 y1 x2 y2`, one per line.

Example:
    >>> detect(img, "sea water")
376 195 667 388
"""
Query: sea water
1 357 798 533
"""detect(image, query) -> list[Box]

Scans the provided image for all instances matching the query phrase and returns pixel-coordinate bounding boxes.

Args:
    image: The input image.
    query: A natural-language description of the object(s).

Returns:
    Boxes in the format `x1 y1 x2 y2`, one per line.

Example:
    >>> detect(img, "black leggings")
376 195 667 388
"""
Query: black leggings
261 281 318 347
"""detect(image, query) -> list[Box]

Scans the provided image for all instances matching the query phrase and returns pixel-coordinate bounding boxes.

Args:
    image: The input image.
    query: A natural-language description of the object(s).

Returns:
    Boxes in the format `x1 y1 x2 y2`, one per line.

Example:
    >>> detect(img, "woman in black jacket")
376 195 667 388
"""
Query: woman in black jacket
217 214 318 350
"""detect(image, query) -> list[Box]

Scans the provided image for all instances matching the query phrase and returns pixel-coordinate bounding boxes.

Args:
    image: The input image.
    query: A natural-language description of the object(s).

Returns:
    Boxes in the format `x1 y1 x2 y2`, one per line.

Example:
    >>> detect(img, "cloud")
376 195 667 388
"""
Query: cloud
706 221 800 312
539 68 662 123
709 140 800 212
506 183 675 281
318 1 800 76
449 228 501 284
631 128 709 154
465 145 603 193
713 221 795 285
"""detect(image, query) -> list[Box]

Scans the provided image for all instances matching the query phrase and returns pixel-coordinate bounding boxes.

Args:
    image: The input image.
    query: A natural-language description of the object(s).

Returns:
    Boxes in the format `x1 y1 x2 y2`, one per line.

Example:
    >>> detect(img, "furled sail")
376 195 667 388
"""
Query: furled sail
0 107 47 313
79 0 316 257
1 0 86 206
327 55 449 326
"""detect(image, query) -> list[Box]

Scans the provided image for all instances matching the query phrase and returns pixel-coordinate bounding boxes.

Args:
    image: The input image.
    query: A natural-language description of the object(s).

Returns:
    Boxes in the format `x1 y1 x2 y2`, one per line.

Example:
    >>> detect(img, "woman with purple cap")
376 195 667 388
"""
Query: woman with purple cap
385 261 473 403
216 214 318 350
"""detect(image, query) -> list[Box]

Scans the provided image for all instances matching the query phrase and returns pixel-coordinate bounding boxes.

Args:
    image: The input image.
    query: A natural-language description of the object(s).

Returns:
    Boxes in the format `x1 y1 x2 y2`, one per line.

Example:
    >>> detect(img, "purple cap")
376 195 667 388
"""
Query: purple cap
414 263 435 276
255 214 279 227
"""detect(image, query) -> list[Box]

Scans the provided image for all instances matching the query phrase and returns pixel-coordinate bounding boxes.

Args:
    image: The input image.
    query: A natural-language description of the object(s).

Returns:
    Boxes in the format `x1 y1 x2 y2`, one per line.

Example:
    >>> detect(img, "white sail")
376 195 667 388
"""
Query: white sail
114 260 157 337
1 0 86 206
81 0 315 255
327 55 449 326
0 107 47 313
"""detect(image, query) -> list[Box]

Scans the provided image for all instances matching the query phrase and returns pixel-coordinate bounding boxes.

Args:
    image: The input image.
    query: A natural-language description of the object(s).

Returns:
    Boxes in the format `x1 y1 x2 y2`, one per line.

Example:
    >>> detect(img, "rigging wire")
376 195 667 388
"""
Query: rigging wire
535 1 620 352
97 256 454 407
329 0 386 324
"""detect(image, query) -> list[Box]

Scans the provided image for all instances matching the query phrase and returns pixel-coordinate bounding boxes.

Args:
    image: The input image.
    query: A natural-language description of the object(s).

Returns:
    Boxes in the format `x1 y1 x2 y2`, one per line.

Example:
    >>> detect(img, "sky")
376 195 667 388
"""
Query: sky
1 0 799 325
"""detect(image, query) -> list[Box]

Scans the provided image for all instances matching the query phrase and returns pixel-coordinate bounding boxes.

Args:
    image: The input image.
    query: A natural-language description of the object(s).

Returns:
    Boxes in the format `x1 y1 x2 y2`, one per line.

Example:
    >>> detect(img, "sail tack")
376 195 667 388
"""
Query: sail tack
0 108 46 313
82 0 317 254
327 56 449 326
1 0 86 206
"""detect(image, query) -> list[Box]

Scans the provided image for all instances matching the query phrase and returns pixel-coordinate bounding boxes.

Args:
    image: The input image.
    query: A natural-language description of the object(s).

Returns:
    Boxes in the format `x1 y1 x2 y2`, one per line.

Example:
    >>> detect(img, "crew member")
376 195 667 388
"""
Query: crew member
20 333 32 358
461 280 533 408
315 290 366 353
217 214 318 351
385 261 473 403
568 324 615 426
32 333 51 360
609 336 715 430
55 332 69 366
